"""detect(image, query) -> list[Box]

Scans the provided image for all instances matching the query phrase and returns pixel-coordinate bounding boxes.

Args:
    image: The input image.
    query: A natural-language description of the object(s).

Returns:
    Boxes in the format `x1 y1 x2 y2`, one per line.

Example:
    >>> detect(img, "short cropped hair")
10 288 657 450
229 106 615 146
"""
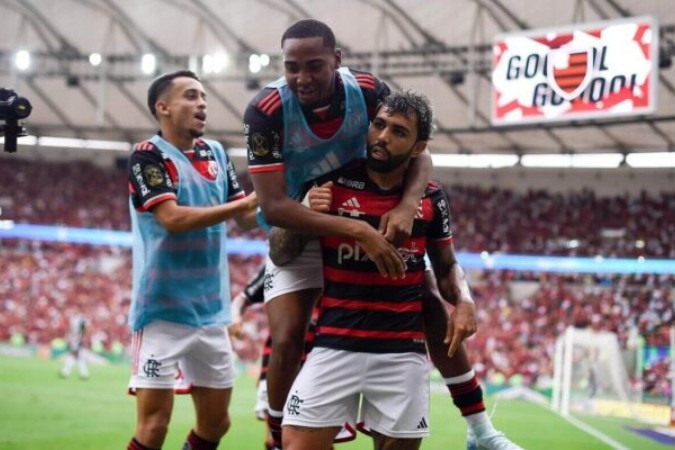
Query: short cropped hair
379 90 435 142
281 19 336 50
147 70 200 118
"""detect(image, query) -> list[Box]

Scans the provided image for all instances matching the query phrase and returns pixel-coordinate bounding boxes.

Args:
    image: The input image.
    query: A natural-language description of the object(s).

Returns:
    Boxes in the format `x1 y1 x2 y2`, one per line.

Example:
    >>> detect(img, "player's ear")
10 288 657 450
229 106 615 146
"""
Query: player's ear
411 141 427 158
155 100 170 117
334 48 342 68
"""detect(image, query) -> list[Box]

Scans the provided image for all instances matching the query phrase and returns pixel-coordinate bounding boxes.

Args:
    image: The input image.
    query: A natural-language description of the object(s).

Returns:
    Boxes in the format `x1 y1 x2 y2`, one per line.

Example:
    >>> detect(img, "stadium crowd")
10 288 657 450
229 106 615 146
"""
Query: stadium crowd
465 270 673 391
0 158 672 399
2 158 674 256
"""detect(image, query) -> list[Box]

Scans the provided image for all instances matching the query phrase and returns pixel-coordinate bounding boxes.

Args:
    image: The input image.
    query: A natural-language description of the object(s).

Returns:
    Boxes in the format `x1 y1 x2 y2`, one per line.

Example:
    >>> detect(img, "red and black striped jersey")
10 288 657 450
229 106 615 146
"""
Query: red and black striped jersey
128 137 244 212
244 68 389 176
313 160 453 354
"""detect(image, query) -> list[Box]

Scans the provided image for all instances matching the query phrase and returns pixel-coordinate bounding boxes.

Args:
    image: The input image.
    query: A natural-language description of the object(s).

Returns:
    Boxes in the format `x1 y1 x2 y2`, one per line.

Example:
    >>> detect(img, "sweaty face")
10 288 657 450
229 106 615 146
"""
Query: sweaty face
282 36 340 107
161 77 207 138
366 108 419 173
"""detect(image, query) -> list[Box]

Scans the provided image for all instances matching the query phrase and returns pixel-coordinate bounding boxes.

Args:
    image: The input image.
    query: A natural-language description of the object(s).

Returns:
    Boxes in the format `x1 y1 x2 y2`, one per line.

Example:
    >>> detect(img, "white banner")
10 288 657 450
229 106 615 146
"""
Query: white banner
491 17 658 125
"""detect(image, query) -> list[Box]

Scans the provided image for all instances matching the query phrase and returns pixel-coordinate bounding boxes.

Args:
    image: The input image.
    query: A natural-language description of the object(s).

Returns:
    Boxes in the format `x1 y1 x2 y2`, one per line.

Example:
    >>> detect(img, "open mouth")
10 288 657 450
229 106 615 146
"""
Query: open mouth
194 112 207 122
297 88 316 100
370 146 389 160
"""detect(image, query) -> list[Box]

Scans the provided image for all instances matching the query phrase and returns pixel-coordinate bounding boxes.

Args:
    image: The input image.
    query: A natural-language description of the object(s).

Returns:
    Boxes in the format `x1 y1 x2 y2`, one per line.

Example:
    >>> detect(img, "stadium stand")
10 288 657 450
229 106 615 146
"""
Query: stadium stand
0 160 672 399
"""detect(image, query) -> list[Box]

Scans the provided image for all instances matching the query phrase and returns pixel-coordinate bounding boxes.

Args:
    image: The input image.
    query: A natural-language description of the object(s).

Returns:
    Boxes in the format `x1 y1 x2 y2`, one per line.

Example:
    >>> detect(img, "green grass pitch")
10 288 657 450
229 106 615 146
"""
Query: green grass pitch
0 356 667 449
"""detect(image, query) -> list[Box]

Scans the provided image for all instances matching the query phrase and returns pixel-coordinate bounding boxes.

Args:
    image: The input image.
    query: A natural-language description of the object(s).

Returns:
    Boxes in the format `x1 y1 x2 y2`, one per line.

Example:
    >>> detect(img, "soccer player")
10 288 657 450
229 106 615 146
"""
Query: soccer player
126 70 258 450
245 19 428 448
59 313 89 379
282 90 461 449
282 91 523 450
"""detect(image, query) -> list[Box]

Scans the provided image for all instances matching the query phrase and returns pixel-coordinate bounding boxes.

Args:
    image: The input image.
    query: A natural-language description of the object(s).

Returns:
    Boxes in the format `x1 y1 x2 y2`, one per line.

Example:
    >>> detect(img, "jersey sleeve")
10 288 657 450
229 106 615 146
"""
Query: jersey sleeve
244 88 285 175
351 68 391 120
224 156 246 201
128 143 177 212
427 185 453 246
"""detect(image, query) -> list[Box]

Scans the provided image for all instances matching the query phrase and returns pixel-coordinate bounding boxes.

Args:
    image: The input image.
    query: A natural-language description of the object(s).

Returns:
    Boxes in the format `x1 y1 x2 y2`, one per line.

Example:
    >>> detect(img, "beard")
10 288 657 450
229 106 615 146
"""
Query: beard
366 143 412 173
189 128 205 138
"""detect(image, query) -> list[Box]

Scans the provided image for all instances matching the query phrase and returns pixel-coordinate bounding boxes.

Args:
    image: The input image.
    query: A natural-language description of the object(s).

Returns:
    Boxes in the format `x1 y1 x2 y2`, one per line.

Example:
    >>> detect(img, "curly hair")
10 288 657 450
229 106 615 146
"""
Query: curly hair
379 90 436 142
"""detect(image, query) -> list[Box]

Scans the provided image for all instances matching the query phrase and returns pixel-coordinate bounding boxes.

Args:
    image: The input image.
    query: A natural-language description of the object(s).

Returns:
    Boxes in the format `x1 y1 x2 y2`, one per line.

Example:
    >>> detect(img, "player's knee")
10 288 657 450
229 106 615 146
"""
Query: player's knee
137 419 169 444
271 324 306 354
272 334 305 362
198 412 231 441
215 413 232 438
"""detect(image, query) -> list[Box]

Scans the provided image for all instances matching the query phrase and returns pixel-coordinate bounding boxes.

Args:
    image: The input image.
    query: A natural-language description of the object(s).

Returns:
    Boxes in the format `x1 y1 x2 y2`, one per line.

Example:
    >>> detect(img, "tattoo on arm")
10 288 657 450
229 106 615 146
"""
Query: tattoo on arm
268 227 314 266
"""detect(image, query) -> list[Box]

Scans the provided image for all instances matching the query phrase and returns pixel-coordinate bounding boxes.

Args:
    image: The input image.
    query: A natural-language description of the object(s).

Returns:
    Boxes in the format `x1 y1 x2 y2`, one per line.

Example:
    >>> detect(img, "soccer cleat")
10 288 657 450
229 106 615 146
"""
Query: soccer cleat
254 380 269 420
467 429 524 450
467 430 477 450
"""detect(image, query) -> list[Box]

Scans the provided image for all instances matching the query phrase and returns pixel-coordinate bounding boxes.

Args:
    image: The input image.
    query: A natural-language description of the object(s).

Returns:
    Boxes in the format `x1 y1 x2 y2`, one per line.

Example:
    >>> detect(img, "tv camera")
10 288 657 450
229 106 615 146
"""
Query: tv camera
0 88 32 153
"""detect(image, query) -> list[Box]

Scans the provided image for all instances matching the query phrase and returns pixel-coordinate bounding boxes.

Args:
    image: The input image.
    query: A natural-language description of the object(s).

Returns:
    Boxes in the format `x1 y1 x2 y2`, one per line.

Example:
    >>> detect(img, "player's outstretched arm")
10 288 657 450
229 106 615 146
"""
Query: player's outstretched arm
152 192 258 234
233 192 260 230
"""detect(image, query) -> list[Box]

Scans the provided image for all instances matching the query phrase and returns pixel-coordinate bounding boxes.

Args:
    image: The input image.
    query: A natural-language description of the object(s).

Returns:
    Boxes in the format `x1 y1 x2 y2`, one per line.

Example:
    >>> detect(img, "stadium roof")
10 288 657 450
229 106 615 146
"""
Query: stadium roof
1 0 675 158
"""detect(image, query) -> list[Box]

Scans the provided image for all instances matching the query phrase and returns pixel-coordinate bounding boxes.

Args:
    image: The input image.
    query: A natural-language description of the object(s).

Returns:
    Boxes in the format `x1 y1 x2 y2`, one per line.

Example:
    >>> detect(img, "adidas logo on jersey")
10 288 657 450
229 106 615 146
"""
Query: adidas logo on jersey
342 197 360 208
337 197 363 218
417 417 428 430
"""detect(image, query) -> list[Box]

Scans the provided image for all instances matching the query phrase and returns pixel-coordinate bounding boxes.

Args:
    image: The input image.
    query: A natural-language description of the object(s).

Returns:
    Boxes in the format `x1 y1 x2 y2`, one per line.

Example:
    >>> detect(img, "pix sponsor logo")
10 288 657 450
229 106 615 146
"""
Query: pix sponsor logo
337 242 419 265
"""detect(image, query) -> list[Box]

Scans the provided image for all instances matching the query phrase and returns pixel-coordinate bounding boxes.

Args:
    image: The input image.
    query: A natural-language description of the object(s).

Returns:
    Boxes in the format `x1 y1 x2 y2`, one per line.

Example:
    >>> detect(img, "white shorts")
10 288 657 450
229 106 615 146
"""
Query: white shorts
283 347 430 439
255 377 357 442
264 239 323 302
129 320 235 391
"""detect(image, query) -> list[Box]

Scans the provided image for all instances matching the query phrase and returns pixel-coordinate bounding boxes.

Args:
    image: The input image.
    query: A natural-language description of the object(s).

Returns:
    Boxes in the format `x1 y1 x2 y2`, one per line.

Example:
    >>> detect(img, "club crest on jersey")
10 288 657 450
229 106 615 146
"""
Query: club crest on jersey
207 160 218 178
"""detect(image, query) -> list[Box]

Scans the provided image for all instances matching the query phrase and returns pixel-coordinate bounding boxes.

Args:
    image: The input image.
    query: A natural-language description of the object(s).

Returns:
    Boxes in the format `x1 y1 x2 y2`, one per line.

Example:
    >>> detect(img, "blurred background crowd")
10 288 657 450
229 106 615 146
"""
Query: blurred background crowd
0 158 672 400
